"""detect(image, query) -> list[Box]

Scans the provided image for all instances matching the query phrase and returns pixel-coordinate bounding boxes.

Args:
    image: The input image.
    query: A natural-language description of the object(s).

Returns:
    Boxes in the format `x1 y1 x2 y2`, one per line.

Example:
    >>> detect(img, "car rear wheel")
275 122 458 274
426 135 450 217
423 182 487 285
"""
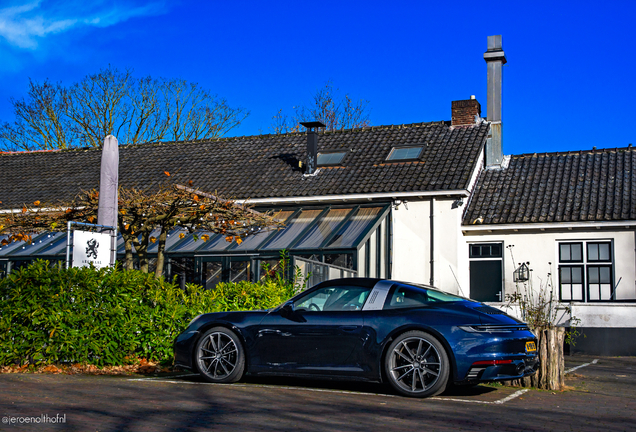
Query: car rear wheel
195 327 245 383
384 331 449 398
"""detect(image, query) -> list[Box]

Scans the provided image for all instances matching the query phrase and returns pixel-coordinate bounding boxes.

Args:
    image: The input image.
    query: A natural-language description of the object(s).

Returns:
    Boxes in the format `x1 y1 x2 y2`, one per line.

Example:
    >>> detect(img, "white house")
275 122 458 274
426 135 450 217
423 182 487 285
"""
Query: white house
1 36 634 355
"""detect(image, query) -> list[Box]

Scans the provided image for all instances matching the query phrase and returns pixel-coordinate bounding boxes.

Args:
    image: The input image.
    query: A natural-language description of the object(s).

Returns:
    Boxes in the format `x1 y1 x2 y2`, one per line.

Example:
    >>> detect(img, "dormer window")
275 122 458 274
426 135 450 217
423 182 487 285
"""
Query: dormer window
386 145 424 161
317 151 347 166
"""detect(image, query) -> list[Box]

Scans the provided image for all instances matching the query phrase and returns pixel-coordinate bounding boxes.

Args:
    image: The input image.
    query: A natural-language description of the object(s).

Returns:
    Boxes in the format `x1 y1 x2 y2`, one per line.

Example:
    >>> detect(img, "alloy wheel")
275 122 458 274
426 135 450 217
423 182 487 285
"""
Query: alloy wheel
387 334 445 395
197 331 239 380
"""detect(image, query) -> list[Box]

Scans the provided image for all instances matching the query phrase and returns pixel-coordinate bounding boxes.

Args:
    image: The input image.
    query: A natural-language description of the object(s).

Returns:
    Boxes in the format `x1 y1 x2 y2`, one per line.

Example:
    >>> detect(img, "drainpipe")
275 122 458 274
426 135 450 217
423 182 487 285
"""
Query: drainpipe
430 198 435 286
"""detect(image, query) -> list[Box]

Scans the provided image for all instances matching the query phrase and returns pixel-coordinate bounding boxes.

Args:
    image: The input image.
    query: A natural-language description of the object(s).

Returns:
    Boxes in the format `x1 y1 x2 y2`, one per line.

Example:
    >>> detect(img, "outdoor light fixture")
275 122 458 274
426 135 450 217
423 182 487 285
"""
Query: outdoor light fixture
513 262 530 282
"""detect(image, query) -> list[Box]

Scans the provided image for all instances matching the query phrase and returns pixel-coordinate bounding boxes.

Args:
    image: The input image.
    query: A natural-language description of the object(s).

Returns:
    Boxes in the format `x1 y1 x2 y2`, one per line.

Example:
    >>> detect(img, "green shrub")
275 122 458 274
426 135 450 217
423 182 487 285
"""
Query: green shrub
0 260 301 366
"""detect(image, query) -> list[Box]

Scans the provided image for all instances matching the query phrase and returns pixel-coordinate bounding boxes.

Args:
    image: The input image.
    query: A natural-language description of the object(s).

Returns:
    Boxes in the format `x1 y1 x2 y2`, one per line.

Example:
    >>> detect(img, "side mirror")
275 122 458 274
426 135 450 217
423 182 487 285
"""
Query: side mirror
280 301 295 317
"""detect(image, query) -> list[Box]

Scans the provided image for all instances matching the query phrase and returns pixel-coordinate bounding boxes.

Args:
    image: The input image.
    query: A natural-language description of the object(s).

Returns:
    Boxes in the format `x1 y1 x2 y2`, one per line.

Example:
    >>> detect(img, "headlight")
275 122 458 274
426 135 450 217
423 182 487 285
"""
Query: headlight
188 314 203 328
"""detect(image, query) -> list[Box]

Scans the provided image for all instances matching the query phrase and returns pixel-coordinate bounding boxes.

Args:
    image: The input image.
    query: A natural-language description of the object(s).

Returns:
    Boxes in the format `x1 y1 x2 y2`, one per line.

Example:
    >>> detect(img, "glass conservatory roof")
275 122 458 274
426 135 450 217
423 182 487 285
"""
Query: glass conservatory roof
0 205 389 259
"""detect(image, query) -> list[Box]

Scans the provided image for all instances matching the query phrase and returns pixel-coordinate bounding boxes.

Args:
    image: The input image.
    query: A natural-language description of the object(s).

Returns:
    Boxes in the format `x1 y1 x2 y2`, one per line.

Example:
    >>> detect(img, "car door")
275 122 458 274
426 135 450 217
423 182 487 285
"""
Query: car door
252 284 371 374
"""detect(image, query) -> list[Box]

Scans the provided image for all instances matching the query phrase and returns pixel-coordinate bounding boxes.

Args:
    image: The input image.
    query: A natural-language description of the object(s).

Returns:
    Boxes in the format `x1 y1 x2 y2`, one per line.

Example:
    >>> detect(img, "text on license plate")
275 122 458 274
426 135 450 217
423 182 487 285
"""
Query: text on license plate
526 341 537 352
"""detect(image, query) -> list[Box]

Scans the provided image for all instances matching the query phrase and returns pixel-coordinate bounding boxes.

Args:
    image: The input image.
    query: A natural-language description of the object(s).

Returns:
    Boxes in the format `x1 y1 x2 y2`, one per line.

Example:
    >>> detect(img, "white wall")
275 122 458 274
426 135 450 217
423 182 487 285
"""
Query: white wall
390 198 465 294
571 303 636 328
461 228 636 327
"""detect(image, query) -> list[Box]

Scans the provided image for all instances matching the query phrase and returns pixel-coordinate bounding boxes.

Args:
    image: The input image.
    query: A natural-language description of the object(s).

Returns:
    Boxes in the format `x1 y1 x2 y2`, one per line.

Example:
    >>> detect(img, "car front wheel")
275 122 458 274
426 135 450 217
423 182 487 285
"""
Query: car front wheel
195 327 245 383
384 330 449 397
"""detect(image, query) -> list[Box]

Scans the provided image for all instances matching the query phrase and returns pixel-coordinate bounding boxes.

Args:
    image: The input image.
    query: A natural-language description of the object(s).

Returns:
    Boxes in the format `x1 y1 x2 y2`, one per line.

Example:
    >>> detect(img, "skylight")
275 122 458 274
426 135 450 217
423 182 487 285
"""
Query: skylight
317 152 347 166
386 146 424 161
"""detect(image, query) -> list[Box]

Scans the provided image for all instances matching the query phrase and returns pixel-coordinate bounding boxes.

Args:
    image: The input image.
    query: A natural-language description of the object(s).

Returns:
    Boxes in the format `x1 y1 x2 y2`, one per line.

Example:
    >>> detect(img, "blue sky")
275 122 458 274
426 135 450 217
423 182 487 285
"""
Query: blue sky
0 0 634 155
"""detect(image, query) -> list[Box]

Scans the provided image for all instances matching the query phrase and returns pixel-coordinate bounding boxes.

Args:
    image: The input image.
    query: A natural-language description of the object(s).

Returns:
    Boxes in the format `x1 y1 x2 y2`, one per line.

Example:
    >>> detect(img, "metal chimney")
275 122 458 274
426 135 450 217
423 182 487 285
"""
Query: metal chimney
300 121 325 175
483 35 506 167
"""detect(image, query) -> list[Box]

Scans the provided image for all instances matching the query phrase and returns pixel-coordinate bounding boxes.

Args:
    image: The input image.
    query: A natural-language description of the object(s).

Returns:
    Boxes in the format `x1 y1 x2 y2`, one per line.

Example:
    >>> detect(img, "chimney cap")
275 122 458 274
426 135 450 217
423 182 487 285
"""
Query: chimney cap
484 34 507 64
487 35 503 51
300 121 326 130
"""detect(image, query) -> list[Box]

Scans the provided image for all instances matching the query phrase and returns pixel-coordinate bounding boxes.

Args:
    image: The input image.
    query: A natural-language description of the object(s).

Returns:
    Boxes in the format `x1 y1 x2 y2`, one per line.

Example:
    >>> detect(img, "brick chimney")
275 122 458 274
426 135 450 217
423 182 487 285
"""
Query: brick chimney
451 96 481 126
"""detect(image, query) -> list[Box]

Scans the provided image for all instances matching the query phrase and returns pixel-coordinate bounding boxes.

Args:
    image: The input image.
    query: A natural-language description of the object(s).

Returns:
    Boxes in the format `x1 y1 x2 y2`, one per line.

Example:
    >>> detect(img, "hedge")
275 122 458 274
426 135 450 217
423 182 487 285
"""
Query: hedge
0 260 302 366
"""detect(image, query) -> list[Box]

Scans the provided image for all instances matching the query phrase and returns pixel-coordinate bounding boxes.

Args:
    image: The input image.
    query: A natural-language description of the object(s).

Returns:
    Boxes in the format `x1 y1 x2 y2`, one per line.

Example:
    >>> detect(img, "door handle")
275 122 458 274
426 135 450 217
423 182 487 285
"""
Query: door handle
339 326 358 332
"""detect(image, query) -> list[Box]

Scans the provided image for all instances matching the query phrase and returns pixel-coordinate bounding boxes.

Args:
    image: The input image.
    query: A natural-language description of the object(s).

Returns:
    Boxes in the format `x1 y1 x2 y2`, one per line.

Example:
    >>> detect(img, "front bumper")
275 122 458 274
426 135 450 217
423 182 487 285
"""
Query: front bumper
173 330 200 370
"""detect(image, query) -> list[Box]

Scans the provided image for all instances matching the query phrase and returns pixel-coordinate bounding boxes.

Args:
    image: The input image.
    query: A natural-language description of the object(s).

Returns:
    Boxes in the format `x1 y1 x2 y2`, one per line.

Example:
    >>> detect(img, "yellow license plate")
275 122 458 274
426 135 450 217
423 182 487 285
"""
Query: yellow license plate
526 341 537 353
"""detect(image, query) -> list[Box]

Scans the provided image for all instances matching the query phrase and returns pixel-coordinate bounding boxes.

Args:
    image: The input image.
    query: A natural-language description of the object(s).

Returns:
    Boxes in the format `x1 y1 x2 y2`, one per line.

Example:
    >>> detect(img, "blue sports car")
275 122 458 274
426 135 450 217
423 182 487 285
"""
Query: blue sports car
174 278 539 397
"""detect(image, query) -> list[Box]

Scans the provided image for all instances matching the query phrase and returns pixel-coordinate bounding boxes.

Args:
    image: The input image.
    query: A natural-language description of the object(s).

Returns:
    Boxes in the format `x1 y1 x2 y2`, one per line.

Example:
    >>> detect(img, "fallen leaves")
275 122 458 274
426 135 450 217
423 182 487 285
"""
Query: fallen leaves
0 358 173 376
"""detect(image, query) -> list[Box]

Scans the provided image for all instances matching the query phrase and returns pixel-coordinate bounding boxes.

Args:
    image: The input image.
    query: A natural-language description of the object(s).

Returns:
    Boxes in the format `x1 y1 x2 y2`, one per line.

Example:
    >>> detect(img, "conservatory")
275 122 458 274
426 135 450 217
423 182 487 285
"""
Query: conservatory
0 204 391 289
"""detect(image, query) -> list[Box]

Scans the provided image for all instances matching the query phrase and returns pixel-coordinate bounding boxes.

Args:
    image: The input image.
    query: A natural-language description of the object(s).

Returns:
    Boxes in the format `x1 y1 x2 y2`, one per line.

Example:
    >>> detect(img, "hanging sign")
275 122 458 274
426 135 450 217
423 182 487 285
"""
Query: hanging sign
72 230 111 268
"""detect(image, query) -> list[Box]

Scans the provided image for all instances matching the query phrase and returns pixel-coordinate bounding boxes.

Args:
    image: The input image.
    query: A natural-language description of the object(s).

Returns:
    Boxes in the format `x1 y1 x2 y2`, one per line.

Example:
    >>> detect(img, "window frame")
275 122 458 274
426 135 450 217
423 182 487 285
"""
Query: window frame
558 265 585 302
385 145 425 162
557 240 614 302
559 242 584 263
317 150 347 166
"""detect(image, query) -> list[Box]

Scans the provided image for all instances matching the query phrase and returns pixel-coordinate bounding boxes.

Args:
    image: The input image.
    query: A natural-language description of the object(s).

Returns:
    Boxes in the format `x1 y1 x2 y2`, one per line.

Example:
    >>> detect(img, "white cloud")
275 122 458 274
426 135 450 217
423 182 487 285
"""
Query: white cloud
0 0 166 50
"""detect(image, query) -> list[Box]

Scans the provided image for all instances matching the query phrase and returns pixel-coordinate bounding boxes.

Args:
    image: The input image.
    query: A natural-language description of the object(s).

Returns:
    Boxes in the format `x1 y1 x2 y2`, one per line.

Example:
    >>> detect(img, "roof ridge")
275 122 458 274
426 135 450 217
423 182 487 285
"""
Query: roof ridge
514 145 636 159
0 120 461 155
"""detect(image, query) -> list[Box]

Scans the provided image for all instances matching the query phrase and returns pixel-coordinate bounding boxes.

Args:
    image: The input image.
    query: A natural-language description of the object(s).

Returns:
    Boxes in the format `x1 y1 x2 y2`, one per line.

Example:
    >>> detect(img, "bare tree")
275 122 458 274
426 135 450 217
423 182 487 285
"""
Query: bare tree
0 67 248 151
0 177 282 278
271 81 371 134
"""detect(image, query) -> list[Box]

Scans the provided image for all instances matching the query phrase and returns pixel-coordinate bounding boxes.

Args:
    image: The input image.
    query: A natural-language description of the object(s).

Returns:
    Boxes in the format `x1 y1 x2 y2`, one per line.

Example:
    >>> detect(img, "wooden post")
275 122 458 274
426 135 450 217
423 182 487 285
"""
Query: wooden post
506 326 565 390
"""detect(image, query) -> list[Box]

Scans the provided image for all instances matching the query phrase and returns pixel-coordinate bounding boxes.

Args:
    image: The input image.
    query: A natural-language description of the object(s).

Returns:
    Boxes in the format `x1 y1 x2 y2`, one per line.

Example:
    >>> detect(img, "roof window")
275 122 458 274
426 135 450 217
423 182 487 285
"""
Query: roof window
386 146 424 161
317 151 347 166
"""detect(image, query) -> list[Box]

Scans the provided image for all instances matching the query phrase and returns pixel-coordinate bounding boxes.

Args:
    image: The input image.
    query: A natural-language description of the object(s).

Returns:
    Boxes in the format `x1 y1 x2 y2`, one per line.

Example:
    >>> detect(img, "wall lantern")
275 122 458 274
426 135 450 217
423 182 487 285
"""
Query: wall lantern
513 262 530 282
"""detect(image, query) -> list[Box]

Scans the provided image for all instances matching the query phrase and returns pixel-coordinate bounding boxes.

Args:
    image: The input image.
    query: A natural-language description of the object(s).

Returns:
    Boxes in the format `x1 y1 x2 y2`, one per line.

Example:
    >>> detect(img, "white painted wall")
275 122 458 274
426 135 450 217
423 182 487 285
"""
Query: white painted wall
390 198 465 294
461 229 636 327
387 194 636 329
571 303 636 327
391 200 429 283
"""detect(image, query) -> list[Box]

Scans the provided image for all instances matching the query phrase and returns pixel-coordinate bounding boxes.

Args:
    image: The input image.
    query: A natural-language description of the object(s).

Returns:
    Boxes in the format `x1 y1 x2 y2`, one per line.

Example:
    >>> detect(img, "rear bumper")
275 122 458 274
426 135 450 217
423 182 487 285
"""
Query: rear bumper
461 356 540 383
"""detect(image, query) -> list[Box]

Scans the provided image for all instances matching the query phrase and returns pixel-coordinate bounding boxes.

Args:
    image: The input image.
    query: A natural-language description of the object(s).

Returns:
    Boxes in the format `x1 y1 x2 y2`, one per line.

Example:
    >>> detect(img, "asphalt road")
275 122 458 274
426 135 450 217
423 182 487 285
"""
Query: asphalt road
1 355 635 431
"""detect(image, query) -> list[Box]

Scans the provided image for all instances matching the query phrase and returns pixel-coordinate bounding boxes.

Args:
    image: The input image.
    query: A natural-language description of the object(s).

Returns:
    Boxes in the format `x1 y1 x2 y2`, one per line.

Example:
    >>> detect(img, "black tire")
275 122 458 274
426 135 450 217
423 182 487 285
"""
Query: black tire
384 330 449 398
195 326 245 383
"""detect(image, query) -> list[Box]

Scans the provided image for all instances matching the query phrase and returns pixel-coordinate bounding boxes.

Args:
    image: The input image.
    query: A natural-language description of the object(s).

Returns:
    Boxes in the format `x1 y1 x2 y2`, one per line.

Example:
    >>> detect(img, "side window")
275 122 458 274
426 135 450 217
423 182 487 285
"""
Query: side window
295 286 371 312
558 240 614 302
386 285 431 309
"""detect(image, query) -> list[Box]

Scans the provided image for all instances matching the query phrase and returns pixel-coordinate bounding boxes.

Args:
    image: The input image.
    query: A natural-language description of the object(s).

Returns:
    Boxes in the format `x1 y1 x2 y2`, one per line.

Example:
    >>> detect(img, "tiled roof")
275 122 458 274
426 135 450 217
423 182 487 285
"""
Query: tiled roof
463 147 636 225
0 121 488 210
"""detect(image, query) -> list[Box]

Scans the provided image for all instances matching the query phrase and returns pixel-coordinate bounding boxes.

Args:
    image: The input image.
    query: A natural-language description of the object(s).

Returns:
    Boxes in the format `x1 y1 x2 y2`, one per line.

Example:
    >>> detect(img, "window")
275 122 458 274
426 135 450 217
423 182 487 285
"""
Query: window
558 241 614 302
559 243 583 262
559 266 584 301
294 286 371 312
317 152 347 166
469 242 503 302
386 146 424 161
470 243 502 258
386 284 462 309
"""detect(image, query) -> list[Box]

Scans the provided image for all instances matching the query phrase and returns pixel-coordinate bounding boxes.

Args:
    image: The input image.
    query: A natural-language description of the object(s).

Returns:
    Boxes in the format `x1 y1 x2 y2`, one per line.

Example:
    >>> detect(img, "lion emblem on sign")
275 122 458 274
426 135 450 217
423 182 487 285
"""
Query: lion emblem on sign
86 238 99 259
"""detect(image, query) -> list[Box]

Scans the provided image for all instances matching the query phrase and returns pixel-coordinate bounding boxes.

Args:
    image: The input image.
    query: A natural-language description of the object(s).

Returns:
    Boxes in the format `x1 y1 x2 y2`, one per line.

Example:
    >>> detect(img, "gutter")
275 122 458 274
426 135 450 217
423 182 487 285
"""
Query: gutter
462 220 636 232
237 190 470 206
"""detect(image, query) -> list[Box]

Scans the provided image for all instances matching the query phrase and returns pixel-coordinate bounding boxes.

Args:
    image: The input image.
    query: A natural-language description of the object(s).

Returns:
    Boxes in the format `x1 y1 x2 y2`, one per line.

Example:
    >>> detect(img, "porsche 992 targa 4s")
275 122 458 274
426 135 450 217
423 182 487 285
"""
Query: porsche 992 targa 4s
174 278 539 397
